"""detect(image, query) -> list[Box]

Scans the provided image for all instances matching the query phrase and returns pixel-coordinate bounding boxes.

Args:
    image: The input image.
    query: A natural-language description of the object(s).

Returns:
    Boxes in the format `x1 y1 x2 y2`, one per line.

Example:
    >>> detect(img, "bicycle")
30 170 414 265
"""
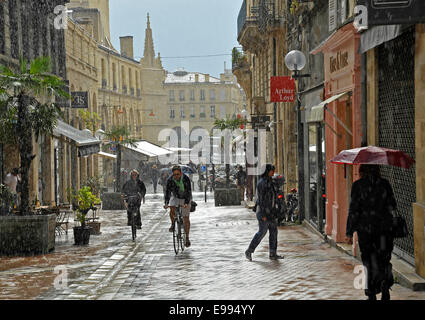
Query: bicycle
123 193 141 242
171 205 186 254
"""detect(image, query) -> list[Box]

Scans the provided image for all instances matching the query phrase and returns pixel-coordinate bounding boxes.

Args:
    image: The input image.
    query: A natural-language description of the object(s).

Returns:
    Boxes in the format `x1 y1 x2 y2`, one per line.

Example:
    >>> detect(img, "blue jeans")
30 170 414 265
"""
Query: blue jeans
247 211 278 255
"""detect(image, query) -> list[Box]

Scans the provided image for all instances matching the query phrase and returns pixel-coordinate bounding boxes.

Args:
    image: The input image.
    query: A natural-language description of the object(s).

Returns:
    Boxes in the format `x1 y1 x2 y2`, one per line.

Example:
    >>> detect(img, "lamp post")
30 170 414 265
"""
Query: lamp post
284 50 310 222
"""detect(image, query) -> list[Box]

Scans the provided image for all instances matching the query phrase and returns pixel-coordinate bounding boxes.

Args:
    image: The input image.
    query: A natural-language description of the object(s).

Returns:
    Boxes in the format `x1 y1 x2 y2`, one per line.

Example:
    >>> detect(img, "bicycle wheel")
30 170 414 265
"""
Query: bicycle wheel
131 211 137 241
178 215 185 252
172 219 179 254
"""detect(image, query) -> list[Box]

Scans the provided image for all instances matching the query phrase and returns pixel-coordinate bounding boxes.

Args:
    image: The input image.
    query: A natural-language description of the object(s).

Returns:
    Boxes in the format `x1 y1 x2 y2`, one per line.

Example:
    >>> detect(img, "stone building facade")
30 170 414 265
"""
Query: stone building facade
142 69 245 151
234 0 290 199
0 0 69 206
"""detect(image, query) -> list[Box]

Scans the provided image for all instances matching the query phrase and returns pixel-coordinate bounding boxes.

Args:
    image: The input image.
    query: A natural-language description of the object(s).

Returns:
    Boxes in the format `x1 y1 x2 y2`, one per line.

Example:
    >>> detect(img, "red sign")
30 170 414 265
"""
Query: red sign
270 76 296 103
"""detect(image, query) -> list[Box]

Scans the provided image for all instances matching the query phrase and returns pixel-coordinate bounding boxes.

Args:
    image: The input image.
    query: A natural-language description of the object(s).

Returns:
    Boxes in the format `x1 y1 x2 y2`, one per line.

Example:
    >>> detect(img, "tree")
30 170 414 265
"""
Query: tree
0 57 69 215
213 117 246 186
103 126 137 192
78 109 101 136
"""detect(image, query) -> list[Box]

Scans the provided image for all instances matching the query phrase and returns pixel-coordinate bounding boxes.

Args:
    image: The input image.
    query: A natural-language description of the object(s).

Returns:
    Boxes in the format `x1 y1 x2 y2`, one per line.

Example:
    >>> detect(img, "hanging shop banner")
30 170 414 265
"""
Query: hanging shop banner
71 91 89 109
356 0 425 26
270 76 296 103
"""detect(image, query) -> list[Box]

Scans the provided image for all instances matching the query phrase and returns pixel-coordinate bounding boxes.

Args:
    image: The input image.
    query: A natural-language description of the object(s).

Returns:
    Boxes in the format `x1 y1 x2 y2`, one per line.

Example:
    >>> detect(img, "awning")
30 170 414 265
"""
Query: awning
95 151 117 160
53 120 101 147
307 91 352 137
123 140 174 158
359 25 401 54
307 92 350 123
53 120 101 157
78 144 100 157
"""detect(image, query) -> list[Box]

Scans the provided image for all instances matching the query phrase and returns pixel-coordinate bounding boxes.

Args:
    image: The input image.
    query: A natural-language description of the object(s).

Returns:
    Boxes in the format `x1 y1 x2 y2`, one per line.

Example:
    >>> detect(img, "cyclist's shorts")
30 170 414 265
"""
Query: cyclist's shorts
169 196 191 217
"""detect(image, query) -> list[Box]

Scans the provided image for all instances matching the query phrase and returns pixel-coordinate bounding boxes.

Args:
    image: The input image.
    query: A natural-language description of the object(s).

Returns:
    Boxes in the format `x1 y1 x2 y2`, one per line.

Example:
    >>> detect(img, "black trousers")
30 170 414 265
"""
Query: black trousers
358 232 394 296
127 206 141 227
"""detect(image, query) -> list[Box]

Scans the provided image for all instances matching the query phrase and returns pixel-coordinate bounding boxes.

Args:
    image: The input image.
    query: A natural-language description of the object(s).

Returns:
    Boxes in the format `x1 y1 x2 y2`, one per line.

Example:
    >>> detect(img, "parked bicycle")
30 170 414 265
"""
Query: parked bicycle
123 193 142 241
286 188 299 223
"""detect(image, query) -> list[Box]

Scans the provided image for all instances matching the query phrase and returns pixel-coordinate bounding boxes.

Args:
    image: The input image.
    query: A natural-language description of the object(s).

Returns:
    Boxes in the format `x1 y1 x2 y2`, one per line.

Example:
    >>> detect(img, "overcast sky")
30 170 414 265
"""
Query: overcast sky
109 0 242 78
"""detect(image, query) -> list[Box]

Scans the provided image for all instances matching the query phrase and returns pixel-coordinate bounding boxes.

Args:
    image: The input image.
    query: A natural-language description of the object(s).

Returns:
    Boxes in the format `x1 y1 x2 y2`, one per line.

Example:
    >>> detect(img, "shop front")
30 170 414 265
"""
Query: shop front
311 23 362 244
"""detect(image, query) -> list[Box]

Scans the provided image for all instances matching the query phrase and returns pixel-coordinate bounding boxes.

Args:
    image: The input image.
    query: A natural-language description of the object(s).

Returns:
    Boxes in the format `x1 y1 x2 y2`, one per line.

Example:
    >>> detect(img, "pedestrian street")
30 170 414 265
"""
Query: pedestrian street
14 192 423 301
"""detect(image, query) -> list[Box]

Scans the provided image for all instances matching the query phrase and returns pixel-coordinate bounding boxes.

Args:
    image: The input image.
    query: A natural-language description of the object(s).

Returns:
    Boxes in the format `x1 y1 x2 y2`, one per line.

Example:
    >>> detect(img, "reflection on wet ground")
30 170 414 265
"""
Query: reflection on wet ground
1 191 425 300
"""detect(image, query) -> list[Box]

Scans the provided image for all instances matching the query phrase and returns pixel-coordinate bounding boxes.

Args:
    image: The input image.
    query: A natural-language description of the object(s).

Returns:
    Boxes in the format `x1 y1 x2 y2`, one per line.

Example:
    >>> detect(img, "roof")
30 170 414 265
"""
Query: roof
165 70 221 84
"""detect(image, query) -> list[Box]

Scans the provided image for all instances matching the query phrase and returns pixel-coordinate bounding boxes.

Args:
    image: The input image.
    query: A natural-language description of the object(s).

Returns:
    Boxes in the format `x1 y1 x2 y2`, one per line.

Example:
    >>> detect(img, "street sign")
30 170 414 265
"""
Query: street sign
270 76 296 103
251 115 271 129
71 92 89 109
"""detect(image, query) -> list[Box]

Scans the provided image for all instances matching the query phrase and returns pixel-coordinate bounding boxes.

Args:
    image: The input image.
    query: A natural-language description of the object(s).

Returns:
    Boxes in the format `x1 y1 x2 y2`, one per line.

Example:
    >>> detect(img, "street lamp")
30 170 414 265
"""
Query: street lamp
285 50 310 222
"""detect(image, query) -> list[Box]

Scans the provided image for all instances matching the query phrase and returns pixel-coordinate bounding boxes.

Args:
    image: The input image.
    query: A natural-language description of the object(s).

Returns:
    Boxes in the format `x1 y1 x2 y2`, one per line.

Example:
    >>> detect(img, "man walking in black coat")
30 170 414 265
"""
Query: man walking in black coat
245 164 284 261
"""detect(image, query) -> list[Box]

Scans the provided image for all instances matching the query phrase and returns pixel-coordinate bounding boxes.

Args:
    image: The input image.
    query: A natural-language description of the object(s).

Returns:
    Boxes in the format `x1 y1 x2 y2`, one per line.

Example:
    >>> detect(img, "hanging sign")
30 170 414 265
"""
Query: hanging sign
356 0 425 26
270 76 296 103
71 92 89 109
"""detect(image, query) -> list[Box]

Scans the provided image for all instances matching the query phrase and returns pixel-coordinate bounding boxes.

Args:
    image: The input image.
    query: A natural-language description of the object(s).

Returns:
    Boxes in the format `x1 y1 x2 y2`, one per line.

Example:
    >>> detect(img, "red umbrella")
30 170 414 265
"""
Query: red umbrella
330 146 415 169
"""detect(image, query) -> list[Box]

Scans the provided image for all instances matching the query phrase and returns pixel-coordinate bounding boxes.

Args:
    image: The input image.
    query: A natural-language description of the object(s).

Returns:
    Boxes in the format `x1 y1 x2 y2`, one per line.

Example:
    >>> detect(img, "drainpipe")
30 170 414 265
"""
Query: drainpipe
361 52 368 147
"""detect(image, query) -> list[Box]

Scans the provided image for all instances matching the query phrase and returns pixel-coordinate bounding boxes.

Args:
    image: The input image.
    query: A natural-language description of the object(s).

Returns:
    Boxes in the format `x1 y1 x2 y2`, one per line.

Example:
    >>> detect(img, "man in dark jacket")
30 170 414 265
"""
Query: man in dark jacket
163 165 193 247
245 164 284 261
121 169 146 229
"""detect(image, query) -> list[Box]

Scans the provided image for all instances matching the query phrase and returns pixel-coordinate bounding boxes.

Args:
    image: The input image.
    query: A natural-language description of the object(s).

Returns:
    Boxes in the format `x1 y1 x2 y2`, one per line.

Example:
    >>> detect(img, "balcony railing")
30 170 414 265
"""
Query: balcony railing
238 0 258 38
238 0 285 37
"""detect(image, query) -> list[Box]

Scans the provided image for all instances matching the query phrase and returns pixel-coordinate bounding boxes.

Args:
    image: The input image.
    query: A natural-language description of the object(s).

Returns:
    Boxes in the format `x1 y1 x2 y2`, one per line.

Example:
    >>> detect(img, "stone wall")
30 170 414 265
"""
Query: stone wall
0 214 56 256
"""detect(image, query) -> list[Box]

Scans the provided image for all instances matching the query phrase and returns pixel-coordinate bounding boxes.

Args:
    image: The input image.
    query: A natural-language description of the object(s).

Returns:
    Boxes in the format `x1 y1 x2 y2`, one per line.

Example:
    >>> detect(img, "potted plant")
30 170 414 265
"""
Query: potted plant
0 184 13 216
82 177 102 235
73 186 100 245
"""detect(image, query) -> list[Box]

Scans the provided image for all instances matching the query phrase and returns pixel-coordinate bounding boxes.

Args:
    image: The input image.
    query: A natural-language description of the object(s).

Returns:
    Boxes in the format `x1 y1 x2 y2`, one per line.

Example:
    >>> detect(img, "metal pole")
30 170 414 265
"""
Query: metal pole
296 71 305 222
316 123 324 232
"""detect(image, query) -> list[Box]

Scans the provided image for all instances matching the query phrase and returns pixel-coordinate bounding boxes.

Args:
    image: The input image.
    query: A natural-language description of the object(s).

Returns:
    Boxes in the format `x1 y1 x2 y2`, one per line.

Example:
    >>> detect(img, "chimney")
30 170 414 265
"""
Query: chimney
205 74 210 83
120 36 134 59
195 73 199 83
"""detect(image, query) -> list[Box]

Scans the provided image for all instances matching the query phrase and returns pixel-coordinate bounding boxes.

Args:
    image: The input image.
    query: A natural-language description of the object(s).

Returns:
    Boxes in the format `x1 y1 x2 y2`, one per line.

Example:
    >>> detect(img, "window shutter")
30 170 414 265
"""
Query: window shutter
340 0 347 24
329 0 337 32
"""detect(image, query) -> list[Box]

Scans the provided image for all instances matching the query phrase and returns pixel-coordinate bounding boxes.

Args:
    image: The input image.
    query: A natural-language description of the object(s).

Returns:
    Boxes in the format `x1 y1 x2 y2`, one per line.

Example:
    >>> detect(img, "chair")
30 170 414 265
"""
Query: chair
55 210 71 236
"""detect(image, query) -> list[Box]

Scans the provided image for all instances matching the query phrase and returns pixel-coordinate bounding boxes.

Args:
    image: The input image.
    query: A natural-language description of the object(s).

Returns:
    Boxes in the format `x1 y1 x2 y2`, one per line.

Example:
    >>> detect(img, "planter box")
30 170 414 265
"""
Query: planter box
214 188 241 206
0 214 56 256
101 192 125 210
87 221 101 235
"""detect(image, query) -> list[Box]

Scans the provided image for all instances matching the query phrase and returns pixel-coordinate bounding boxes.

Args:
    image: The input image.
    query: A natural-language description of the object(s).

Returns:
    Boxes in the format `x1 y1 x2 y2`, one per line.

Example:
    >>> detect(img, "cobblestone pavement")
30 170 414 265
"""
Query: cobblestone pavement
1 191 425 300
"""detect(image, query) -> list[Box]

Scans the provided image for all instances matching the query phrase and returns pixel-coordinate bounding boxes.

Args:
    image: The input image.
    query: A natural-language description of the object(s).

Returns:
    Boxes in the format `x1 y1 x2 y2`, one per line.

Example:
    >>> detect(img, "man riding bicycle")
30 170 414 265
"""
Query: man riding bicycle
121 169 146 229
163 165 193 247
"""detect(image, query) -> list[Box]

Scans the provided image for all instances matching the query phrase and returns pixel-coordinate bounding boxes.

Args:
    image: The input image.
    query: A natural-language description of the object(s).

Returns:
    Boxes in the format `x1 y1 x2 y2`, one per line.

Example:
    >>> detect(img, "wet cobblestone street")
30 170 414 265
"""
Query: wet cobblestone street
1 192 425 300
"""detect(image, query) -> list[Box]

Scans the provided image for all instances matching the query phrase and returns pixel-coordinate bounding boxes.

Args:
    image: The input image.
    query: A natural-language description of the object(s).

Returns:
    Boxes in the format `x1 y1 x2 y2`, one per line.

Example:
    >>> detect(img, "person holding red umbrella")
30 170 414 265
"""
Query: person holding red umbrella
345 164 397 300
